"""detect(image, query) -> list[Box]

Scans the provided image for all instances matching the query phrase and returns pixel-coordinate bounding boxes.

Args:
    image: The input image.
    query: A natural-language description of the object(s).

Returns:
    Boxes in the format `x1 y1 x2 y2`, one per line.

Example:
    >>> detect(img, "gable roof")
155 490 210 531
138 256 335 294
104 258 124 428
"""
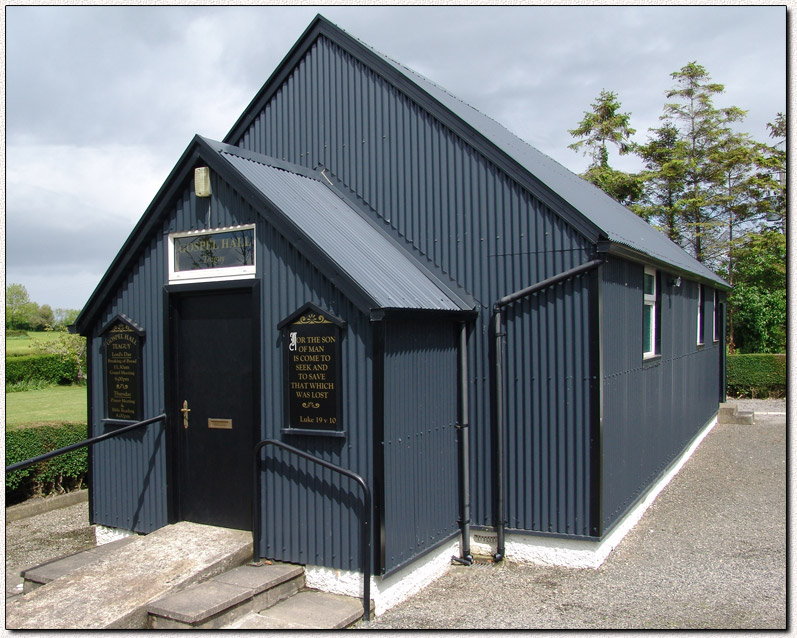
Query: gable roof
225 15 729 290
74 136 474 334
204 138 475 314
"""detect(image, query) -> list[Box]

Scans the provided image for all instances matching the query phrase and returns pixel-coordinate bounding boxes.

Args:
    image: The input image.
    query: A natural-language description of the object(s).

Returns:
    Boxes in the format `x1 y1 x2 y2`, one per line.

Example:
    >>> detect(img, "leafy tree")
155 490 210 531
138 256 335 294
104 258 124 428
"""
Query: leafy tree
30 304 55 332
54 308 81 331
30 331 87 384
727 230 786 353
6 283 35 330
568 89 642 206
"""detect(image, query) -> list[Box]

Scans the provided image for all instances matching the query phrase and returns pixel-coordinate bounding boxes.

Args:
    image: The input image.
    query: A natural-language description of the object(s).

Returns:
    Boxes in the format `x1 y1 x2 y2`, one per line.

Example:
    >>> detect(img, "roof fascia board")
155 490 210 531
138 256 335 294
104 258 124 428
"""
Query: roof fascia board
196 138 383 314
74 141 204 335
224 16 601 244
370 307 479 322
604 242 731 290
200 137 322 181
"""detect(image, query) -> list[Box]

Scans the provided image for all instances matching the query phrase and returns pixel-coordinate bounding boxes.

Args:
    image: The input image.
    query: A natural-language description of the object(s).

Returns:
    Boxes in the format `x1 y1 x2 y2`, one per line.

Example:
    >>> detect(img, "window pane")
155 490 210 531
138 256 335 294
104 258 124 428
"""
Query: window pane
173 228 254 273
643 304 653 353
643 272 655 296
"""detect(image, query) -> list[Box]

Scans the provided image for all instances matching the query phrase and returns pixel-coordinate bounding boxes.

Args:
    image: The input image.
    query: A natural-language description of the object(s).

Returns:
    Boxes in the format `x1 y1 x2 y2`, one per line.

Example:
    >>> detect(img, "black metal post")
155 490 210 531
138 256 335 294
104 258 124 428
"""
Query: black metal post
253 439 372 622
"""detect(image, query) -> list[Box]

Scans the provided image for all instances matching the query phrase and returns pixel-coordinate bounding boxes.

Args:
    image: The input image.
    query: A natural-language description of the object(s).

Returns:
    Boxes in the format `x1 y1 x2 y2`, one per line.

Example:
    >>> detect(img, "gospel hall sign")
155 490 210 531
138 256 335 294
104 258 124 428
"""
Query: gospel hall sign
279 303 344 436
101 316 144 422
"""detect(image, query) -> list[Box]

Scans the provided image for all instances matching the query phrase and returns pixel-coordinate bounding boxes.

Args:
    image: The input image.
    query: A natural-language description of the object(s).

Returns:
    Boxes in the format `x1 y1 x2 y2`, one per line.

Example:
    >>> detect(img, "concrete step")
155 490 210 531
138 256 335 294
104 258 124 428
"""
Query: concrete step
22 535 138 593
718 403 755 425
147 562 304 629
225 589 372 629
5 522 252 629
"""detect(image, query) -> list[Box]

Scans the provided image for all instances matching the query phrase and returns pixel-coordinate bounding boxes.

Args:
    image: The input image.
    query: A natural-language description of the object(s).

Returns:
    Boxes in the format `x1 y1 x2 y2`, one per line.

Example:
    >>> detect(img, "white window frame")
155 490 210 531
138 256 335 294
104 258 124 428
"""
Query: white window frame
643 266 657 358
713 289 719 342
697 284 705 345
168 225 256 284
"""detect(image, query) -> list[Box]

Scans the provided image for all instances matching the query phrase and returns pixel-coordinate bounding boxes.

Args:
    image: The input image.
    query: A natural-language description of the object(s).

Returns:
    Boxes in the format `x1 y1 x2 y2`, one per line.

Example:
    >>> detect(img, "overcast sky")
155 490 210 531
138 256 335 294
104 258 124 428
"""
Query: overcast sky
4 5 788 311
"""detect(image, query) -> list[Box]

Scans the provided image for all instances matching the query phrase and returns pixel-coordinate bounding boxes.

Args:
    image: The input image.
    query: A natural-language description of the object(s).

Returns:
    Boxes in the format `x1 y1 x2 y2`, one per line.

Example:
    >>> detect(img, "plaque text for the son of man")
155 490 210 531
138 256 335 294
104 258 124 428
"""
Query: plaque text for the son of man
286 311 341 431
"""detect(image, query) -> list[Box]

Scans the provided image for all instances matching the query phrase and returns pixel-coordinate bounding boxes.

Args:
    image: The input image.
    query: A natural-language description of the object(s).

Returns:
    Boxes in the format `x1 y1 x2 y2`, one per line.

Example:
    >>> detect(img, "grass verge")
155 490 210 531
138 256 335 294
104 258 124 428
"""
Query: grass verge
6 385 87 429
5 331 62 356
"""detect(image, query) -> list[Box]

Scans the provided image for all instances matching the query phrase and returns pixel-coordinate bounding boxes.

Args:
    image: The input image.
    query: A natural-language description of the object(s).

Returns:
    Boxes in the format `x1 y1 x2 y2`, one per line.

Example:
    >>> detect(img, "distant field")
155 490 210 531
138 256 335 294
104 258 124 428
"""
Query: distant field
6 331 62 356
5 385 87 429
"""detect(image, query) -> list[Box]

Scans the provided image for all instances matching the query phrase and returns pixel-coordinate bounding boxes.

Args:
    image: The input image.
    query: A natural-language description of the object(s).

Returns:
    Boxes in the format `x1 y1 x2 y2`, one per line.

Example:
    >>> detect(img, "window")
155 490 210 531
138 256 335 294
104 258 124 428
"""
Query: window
168 225 256 283
643 266 657 358
697 284 705 345
713 289 720 342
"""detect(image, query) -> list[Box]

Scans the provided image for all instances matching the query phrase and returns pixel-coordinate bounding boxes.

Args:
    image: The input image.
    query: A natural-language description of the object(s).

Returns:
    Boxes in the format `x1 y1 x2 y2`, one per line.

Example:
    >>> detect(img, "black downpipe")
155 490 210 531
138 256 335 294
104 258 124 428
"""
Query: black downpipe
492 309 506 562
453 321 474 566
491 257 605 562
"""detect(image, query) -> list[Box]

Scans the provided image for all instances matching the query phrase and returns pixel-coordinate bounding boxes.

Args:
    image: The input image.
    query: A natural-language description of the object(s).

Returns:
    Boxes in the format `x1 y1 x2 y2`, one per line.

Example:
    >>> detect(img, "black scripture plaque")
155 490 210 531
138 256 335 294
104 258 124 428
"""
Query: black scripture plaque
102 317 144 421
281 305 343 433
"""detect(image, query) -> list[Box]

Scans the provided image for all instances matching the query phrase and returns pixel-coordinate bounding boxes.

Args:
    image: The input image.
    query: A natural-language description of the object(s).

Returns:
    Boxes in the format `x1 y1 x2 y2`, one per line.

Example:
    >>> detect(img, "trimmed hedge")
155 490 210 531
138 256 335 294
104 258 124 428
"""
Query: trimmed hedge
5 422 88 504
6 354 78 386
727 353 787 398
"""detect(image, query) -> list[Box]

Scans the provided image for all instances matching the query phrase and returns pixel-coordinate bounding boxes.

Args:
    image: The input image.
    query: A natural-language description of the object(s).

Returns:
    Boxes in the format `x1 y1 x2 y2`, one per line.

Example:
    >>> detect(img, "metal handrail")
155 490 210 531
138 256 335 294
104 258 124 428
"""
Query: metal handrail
5 414 167 473
253 439 372 622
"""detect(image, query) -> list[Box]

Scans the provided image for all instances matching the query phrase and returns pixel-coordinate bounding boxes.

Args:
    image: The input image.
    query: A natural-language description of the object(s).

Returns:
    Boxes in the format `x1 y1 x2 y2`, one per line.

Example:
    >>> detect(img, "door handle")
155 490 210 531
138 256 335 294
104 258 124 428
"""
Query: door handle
180 400 191 429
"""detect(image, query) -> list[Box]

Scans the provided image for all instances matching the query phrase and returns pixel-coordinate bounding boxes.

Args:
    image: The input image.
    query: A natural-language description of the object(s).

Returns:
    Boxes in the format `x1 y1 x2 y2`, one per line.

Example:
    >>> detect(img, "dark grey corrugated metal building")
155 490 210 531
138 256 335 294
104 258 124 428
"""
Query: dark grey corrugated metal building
75 15 729 580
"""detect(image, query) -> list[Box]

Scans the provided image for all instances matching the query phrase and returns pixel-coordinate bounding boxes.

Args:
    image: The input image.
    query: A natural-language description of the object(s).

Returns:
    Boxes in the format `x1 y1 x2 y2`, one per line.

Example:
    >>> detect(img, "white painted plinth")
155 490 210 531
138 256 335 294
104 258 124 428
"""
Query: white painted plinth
305 538 460 616
94 524 138 546
472 412 718 569
289 412 720 615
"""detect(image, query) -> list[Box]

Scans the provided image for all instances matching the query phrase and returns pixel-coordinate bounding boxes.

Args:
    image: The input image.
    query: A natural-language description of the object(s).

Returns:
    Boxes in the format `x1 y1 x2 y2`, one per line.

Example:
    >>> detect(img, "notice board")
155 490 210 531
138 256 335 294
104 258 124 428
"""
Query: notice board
101 315 145 422
279 303 345 436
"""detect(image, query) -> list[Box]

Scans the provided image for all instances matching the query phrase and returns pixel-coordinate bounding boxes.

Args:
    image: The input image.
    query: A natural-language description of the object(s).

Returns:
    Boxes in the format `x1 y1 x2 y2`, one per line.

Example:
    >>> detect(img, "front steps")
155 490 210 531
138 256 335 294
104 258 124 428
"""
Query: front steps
148 563 370 629
6 522 252 629
7 522 370 630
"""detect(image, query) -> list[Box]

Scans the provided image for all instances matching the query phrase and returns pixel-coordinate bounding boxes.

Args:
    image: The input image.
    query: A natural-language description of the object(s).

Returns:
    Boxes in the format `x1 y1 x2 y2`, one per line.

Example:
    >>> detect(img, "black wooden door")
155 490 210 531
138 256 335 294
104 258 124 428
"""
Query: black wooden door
173 289 256 530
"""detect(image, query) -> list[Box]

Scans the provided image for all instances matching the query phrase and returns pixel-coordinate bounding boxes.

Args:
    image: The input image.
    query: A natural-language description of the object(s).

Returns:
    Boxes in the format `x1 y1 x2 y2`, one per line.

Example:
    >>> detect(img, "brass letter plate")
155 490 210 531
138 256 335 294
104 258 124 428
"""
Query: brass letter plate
208 418 233 430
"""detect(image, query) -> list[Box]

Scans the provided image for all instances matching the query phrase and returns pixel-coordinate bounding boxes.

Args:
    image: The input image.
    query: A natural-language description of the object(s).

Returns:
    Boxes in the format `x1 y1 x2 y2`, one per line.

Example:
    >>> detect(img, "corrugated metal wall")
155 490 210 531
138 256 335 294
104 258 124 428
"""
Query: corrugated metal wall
90 172 264 532
382 319 459 574
252 179 374 573
90 169 375 572
231 35 595 533
600 257 721 533
503 273 594 537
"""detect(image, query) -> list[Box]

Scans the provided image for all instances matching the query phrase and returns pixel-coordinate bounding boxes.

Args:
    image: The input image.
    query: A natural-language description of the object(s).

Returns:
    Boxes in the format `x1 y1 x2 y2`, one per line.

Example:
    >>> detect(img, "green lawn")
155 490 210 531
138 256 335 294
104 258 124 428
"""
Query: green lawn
6 331 62 356
5 385 87 430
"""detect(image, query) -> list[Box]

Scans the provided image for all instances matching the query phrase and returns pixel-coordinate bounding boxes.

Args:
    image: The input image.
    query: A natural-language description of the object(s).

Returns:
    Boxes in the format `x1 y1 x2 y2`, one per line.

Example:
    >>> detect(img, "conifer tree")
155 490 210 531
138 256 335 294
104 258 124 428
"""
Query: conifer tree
568 89 642 206
659 61 746 265
634 122 689 243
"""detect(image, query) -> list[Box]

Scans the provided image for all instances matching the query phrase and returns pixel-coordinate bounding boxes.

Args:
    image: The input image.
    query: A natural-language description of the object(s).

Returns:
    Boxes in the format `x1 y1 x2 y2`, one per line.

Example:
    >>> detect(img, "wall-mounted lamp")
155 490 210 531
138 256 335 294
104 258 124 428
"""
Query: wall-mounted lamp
668 276 682 288
194 167 212 197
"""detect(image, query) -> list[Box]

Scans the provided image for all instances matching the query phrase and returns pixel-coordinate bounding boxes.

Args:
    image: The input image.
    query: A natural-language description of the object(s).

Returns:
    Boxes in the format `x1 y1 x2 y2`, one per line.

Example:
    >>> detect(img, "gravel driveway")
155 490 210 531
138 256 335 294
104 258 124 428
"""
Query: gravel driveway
5 400 786 629
358 400 786 629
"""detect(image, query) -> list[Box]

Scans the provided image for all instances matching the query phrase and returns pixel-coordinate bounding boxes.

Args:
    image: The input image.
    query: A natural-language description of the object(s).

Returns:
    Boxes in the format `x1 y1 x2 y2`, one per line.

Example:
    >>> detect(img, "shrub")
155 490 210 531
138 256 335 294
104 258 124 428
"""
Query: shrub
5 422 88 504
726 353 787 398
6 379 55 393
5 354 78 386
